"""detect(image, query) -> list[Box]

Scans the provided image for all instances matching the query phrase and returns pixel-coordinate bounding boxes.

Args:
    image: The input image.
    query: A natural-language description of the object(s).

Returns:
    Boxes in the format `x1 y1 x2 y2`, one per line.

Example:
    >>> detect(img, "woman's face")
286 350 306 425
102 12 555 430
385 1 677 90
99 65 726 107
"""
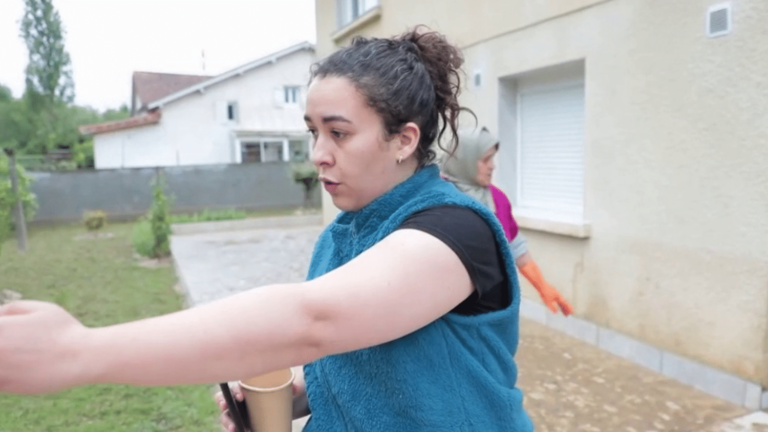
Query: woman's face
305 76 419 212
475 145 497 187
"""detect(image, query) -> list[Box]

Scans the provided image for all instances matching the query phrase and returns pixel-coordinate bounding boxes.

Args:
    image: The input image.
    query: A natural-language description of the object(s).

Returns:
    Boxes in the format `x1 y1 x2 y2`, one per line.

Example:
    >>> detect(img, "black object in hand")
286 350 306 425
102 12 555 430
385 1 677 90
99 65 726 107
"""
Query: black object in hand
219 382 251 432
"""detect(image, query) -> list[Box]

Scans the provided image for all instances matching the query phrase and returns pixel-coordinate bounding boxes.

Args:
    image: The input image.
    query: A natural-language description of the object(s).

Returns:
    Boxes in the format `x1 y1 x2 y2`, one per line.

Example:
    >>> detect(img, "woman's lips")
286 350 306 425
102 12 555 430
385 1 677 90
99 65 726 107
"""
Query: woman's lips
321 178 340 194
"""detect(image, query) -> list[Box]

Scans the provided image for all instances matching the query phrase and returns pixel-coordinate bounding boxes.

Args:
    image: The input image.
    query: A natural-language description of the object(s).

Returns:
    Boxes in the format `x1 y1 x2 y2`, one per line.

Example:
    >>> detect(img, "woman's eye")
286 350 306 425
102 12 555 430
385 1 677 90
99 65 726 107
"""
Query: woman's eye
331 130 346 139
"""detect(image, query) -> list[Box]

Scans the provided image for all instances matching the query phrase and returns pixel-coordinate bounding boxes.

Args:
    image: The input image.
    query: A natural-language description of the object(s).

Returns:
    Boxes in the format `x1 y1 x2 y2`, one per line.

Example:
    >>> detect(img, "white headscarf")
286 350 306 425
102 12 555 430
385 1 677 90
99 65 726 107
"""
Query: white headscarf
440 126 498 211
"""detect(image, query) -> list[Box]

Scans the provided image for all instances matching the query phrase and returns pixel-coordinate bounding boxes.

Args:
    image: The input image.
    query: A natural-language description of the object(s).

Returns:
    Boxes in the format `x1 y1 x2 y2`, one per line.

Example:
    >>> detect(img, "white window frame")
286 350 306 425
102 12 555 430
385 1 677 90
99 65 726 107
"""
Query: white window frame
337 0 379 28
236 138 290 164
283 86 301 105
501 61 588 231
226 101 238 122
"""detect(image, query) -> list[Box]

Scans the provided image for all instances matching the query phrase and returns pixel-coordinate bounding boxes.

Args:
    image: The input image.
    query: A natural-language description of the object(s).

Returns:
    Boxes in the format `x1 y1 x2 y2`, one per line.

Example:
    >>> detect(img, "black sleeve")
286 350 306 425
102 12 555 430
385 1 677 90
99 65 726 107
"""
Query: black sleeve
397 205 510 315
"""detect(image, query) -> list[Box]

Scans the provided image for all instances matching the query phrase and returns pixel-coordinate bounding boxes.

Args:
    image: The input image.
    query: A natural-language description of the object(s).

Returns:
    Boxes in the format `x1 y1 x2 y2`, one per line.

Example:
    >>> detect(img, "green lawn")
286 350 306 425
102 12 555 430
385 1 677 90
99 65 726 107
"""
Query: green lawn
0 222 219 432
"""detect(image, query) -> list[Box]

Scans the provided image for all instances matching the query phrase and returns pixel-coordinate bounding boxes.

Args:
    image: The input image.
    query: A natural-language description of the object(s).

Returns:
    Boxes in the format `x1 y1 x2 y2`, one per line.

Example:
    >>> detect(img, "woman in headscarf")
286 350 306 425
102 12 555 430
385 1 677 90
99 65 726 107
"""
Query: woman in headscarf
442 126 573 316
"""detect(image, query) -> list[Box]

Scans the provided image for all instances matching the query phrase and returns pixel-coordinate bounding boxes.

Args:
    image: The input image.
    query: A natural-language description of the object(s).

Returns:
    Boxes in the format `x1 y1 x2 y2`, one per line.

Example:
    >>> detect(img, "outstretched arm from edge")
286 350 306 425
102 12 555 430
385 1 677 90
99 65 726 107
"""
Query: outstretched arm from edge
0 229 473 395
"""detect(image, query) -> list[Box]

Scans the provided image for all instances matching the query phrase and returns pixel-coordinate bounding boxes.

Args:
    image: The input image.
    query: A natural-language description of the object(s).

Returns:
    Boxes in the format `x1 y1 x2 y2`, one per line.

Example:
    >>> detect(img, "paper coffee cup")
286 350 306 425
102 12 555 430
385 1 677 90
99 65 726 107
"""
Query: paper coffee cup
238 368 295 432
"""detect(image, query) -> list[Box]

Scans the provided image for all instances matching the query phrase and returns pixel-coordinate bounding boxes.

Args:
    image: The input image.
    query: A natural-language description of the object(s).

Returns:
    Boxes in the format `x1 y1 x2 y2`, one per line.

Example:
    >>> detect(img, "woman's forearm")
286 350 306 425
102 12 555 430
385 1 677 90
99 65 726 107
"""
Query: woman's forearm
509 232 530 262
81 283 322 388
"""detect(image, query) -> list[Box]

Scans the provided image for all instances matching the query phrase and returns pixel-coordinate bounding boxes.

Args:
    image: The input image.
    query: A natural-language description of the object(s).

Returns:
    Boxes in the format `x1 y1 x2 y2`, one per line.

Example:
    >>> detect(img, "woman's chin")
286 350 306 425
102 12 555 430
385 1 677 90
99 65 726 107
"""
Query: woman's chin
332 197 360 213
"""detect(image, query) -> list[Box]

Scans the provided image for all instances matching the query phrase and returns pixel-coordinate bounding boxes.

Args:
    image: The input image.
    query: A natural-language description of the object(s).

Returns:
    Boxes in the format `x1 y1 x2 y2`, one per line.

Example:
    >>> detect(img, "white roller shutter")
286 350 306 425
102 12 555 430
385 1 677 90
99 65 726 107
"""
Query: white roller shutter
517 82 585 221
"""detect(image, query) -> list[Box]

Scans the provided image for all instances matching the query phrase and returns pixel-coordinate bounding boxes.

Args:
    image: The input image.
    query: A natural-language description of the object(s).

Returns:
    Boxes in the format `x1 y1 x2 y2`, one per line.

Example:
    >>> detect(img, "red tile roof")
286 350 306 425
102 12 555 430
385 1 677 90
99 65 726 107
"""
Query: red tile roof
79 110 161 135
132 71 212 113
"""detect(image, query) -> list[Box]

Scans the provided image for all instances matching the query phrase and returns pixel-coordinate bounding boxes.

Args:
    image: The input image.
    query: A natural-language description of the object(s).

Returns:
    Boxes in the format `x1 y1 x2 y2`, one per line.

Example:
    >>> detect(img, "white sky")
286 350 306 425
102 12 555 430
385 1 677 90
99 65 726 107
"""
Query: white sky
0 0 317 111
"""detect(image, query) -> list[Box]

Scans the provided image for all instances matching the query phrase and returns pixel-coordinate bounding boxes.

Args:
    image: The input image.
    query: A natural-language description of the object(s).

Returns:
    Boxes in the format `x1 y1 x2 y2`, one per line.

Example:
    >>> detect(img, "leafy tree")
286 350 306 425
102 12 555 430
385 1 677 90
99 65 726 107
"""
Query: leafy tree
20 0 75 106
0 85 13 103
0 153 38 253
101 104 130 122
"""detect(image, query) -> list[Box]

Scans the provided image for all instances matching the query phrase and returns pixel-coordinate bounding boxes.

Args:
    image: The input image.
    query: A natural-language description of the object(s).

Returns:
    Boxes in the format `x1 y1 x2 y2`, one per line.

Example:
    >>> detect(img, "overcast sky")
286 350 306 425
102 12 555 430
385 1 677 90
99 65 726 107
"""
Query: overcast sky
0 0 317 111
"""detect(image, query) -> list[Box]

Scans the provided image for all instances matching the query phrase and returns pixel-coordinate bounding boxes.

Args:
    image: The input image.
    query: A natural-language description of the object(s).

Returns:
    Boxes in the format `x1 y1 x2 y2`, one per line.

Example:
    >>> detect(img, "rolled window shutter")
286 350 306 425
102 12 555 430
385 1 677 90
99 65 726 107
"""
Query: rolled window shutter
518 83 585 220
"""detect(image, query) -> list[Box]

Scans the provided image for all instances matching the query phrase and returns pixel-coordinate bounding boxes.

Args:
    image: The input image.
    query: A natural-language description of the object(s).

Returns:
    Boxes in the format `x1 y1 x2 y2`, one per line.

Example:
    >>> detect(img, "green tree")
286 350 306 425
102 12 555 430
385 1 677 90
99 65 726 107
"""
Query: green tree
101 104 130 122
0 85 13 103
0 153 38 253
20 0 74 106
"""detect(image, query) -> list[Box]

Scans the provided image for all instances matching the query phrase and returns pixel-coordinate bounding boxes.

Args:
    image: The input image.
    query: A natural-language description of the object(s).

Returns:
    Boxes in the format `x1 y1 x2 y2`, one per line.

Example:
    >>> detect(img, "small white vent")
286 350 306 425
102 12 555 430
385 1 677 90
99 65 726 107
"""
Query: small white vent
473 71 482 88
707 3 732 38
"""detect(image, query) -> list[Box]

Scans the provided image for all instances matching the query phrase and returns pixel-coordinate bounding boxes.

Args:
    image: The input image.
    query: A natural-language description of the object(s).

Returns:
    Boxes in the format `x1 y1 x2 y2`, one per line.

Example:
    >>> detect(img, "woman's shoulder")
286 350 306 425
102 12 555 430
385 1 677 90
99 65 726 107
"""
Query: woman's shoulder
488 184 511 207
488 183 506 196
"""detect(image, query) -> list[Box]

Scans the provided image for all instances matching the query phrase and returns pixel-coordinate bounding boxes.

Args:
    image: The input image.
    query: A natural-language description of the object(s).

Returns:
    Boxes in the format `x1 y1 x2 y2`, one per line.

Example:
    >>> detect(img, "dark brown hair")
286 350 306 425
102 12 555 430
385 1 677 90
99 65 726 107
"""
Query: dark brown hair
310 25 470 166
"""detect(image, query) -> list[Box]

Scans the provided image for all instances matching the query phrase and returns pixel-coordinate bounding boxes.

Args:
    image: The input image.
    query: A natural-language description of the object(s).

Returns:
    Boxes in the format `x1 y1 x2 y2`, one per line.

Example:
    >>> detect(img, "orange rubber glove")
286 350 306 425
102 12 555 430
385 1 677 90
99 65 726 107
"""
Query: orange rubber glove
518 260 574 316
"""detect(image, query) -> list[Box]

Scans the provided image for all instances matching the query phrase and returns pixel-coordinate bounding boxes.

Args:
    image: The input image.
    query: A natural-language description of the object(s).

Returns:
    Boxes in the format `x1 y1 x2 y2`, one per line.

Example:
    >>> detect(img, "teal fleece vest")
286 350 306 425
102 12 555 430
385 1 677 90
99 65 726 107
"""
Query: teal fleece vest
302 164 533 432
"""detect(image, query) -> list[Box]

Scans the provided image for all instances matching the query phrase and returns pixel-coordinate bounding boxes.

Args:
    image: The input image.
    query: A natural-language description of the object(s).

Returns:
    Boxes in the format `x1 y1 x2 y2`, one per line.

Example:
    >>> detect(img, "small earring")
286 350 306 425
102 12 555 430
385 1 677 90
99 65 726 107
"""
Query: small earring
397 155 403 164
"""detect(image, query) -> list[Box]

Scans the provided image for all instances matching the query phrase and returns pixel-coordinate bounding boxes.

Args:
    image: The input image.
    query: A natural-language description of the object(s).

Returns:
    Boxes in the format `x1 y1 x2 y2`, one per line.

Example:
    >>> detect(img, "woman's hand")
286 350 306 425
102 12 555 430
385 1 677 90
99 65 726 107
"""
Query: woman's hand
214 367 309 432
0 300 93 394
517 259 574 316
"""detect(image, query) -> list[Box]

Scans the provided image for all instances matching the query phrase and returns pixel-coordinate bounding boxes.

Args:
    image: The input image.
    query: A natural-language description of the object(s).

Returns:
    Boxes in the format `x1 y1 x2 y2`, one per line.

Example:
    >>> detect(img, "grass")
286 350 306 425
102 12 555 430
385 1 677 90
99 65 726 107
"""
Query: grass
0 222 219 432
169 207 314 224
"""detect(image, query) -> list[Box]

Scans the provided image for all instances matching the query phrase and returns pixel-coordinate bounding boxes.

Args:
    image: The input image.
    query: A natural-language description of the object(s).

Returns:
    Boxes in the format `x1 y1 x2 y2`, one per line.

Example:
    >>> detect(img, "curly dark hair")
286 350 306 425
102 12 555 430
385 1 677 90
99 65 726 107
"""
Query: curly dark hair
309 26 471 166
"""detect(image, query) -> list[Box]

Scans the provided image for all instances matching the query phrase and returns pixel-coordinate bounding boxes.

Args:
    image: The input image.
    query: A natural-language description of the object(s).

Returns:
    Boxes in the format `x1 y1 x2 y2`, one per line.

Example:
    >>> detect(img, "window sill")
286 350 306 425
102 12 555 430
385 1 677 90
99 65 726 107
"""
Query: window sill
515 214 591 239
332 6 382 44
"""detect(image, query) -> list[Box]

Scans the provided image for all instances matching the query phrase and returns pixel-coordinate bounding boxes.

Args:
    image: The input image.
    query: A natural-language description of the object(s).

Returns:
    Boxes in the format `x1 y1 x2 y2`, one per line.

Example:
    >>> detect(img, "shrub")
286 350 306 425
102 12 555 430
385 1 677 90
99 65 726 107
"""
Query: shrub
132 172 173 259
83 210 107 231
131 218 154 258
290 162 319 208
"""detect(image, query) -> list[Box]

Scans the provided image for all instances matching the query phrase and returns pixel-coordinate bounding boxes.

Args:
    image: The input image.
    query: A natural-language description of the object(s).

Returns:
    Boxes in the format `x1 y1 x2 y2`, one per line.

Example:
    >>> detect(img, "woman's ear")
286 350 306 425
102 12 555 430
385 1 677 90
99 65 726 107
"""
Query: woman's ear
397 122 421 159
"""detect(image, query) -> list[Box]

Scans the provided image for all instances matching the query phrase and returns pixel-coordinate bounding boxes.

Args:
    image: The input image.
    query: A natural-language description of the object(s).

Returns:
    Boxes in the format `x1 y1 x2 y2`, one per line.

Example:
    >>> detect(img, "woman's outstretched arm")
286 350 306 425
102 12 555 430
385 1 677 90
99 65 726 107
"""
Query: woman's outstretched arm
0 228 473 395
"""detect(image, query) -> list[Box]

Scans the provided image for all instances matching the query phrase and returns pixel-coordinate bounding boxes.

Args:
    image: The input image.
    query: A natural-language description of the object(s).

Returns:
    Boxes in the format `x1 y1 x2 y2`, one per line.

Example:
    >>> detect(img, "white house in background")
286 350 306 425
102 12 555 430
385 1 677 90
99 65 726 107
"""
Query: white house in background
79 42 316 169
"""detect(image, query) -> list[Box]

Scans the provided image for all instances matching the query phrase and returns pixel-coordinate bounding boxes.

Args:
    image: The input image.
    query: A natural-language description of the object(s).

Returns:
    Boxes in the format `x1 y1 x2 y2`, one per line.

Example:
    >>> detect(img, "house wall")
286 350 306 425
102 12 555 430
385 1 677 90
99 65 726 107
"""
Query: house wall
94 48 315 169
315 0 768 386
29 162 321 223
93 123 170 169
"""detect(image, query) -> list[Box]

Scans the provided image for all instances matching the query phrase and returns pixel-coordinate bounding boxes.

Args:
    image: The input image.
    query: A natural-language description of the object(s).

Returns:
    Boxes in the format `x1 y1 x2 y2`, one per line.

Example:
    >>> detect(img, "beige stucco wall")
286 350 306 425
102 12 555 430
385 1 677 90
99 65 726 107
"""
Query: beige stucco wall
315 0 768 384
317 0 610 225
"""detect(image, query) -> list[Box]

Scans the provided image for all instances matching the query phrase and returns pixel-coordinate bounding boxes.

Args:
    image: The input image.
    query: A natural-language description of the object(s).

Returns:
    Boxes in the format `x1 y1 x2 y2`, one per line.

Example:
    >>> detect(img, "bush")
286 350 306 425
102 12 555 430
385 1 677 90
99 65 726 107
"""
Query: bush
132 171 173 259
131 218 154 258
83 210 107 231
290 162 319 208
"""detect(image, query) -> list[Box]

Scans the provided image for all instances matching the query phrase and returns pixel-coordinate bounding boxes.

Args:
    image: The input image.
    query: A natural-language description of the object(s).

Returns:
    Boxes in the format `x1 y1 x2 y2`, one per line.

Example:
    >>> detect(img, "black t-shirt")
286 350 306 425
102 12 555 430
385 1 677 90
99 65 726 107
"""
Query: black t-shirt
397 205 510 316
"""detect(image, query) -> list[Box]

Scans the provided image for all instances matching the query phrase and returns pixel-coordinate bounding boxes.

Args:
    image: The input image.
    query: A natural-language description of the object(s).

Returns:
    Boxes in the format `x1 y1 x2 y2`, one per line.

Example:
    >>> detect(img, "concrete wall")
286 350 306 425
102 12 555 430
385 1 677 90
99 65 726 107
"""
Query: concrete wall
94 48 315 169
314 0 768 386
29 162 320 223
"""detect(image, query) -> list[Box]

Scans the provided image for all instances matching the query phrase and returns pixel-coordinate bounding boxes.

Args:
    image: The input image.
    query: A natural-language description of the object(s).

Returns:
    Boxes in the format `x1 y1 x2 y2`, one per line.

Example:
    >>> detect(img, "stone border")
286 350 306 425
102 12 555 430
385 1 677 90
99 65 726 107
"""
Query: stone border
520 298 767 410
170 214 323 236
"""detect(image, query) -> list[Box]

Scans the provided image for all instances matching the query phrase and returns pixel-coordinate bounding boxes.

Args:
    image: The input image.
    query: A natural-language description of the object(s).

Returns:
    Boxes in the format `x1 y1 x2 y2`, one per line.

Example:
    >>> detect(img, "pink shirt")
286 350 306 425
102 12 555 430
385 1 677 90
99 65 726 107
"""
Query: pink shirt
489 184 519 242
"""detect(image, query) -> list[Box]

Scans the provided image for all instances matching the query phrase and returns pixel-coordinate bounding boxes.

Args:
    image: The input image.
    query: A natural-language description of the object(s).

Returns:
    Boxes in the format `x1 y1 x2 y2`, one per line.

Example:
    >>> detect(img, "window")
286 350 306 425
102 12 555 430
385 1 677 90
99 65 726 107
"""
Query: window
216 100 238 123
284 86 301 104
337 0 379 28
262 141 284 162
498 61 586 223
239 139 291 164
227 102 237 121
241 142 261 163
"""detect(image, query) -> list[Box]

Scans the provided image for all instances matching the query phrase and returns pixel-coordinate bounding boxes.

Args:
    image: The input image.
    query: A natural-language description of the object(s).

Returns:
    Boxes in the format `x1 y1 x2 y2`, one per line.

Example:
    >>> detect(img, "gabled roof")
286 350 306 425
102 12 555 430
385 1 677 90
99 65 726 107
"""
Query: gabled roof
132 72 212 113
147 41 314 110
79 110 161 136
